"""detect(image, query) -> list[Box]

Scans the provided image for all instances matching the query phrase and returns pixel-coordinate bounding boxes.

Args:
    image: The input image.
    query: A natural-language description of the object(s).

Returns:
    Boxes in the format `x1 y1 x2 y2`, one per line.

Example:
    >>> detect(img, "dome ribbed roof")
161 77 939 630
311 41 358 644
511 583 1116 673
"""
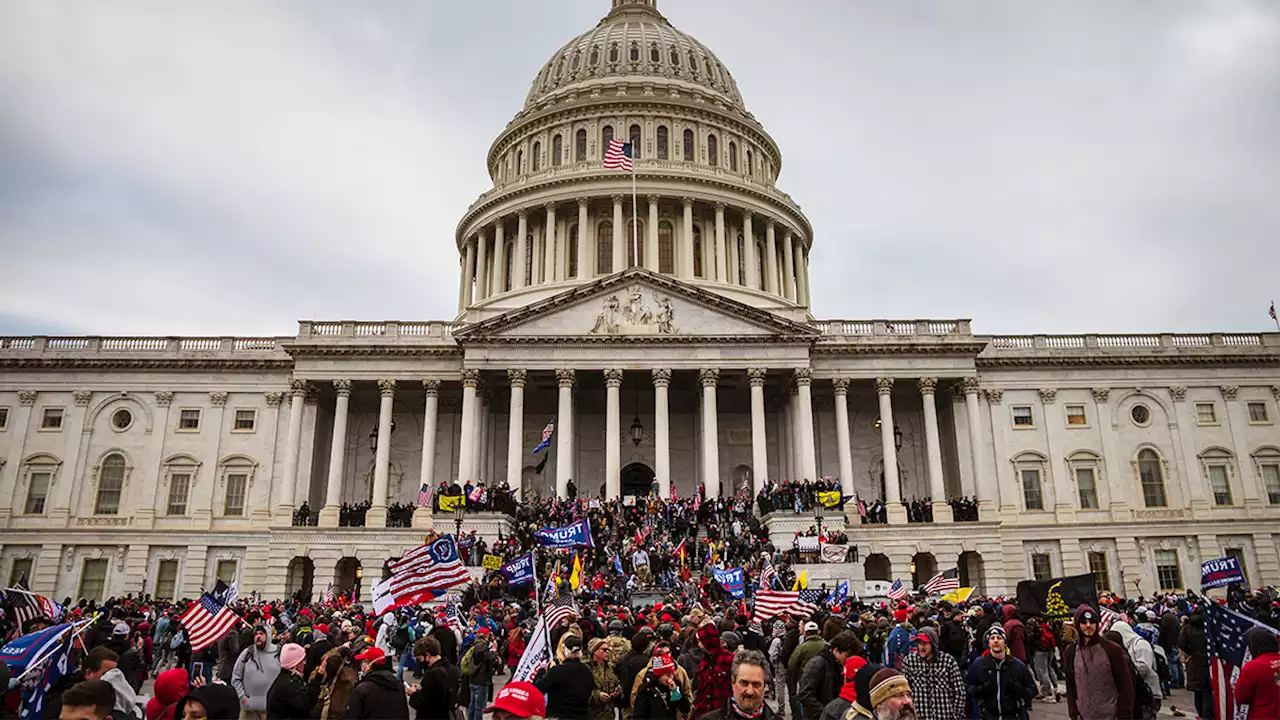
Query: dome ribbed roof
523 0 745 113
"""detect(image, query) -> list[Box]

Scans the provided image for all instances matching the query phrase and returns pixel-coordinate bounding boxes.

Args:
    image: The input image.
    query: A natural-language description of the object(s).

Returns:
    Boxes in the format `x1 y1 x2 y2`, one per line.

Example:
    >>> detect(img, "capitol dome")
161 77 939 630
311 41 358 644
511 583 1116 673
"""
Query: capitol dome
523 0 746 114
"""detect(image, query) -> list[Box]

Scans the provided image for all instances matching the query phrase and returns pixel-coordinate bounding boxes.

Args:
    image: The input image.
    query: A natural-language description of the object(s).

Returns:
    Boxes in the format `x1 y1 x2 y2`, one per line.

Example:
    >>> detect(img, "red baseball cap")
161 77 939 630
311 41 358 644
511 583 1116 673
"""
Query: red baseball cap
484 681 546 718
353 647 385 663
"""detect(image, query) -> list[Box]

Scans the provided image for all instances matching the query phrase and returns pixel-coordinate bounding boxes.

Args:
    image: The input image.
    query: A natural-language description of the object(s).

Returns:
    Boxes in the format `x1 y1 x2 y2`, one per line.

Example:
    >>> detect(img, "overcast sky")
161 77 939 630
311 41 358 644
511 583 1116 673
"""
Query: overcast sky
1 0 1278 337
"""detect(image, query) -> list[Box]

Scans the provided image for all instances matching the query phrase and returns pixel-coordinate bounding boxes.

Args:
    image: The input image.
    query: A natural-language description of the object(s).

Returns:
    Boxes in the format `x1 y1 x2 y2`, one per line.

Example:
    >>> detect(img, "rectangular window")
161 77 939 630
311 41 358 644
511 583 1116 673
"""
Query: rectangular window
233 409 256 431
8 558 33 587
216 560 238 584
178 409 201 431
1065 405 1087 426
1263 464 1280 505
79 558 108 602
1076 467 1099 509
1012 406 1034 427
0 407 8 430
1195 403 1217 424
40 408 63 430
24 472 51 515
1208 465 1233 506
1030 553 1052 581
1155 549 1182 591
1021 469 1044 511
1247 402 1270 423
224 474 247 516
1224 547 1248 585
1088 551 1111 592
166 473 191 516
154 560 179 599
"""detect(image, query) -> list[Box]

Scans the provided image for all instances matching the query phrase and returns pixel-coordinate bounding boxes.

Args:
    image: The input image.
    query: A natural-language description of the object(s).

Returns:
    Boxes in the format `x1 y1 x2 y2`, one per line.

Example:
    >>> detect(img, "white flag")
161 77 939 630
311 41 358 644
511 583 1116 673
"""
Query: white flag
512 612 550 682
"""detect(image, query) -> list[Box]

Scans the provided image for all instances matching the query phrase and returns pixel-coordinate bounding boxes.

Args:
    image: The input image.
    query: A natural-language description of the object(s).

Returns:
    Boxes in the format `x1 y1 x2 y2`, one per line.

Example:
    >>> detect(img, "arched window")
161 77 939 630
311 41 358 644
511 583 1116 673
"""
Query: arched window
1012 452 1046 511
504 240 515 291
736 233 746 284
629 124 642 159
746 150 754 176
629 41 640 63
596 221 613 275
525 234 534 285
220 456 256 517
627 219 645 268
552 135 563 166
649 43 660 63
1067 450 1101 510
669 46 680 66
567 224 579 278
609 43 620 64
575 129 587 162
588 45 600 66
683 129 694 161
692 225 703 278
531 141 541 171
688 51 699 72
1198 447 1236 507
602 125 614 152
729 141 738 171
1138 449 1168 507
95 453 127 515
570 52 580 72
162 454 198 516
707 134 718 166
656 126 669 160
658 221 675 273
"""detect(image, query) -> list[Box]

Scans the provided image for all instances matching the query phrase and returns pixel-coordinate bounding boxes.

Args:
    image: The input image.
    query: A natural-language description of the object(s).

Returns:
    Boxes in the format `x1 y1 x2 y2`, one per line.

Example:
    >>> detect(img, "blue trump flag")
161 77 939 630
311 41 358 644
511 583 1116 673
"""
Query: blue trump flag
1 622 74 720
500 552 536 587
827 580 848 606
536 518 594 548
1201 556 1247 590
713 567 746 599
613 553 625 575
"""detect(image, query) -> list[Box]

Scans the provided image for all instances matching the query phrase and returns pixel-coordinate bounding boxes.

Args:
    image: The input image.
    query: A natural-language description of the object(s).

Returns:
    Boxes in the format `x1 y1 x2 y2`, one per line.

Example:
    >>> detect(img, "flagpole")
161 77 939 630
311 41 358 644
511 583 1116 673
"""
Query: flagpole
631 166 638 267
533 552 556 671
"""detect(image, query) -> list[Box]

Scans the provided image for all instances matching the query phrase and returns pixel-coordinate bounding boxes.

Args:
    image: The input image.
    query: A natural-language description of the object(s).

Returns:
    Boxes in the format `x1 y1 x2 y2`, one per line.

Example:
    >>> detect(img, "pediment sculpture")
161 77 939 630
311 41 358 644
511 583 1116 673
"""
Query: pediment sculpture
590 287 677 335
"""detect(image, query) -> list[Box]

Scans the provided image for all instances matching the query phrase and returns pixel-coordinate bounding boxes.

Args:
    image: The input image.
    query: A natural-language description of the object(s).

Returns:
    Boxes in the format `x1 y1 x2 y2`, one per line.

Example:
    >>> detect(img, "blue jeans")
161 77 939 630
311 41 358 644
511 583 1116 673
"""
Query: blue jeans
467 684 488 720
397 649 417 681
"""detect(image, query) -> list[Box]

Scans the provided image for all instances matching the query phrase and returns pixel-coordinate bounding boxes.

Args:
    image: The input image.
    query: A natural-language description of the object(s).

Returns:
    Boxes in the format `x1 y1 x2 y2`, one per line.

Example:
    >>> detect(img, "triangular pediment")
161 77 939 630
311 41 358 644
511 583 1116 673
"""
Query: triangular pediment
453 269 818 342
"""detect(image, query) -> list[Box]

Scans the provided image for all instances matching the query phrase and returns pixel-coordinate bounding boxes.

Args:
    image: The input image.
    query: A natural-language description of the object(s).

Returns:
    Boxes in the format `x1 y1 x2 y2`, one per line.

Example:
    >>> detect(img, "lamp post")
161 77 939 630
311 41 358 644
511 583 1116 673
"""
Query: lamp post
354 565 363 601
453 504 466 545
814 498 825 541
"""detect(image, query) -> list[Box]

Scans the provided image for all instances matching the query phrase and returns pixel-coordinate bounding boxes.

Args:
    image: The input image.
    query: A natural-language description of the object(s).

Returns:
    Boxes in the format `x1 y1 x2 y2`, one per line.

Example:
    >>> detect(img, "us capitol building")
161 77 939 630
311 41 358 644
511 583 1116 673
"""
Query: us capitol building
2 0 1278 603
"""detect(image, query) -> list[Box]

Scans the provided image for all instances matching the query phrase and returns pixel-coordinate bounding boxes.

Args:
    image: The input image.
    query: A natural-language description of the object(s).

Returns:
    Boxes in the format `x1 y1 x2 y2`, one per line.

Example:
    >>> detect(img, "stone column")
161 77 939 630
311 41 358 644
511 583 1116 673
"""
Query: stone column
533 223 545 286
764 219 779 294
714 202 728 282
612 196 625 273
962 377 991 519
0 392 35 525
794 369 817 481
543 203 558 283
646 196 659 270
458 370 479 483
727 222 740 285
700 369 721 499
605 369 623 499
492 221 506 294
782 230 795 301
680 197 695 278
743 211 758 289
458 239 475 311
788 385 802 478
1167 386 1208 518
477 391 490 482
574 198 589 278
506 370 526 498
919 377 951 523
414 380 440 527
653 369 672 498
1221 386 1264 509
366 379 396 528
275 379 307 523
794 243 808 306
1039 388 1075 520
832 378 855 496
318 379 352 528
514 211 529 289
555 369 575 498
474 229 489 300
748 369 769 496
877 377 907 523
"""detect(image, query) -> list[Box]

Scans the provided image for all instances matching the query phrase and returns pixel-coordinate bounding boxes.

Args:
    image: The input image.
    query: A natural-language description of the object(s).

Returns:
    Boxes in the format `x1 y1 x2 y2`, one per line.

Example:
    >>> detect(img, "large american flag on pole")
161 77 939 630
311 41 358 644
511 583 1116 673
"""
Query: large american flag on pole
1205 600 1280 719
373 536 471 613
922 568 960 596
750 589 823 625
179 592 241 652
886 579 907 601
512 597 579 682
603 138 634 172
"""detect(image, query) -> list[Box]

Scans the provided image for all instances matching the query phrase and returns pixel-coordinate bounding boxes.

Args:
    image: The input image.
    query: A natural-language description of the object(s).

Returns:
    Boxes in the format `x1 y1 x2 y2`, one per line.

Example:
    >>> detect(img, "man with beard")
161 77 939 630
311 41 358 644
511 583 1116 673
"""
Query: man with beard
965 626 1037 720
867 668 916 720
1062 606 1133 720
695 650 773 720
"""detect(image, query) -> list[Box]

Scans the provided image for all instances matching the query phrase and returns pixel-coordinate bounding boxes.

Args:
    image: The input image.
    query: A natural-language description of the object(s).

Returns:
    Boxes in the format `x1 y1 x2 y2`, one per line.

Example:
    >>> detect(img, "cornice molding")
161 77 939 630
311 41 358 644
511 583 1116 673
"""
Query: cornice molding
0 358 294 371
975 353 1280 369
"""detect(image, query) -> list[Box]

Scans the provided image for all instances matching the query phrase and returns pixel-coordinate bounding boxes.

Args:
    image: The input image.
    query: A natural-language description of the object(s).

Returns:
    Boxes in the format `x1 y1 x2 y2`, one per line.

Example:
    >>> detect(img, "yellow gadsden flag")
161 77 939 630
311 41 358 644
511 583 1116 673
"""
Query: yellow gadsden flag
438 494 465 512
569 553 583 590
792 570 808 590
816 490 843 508
940 587 975 604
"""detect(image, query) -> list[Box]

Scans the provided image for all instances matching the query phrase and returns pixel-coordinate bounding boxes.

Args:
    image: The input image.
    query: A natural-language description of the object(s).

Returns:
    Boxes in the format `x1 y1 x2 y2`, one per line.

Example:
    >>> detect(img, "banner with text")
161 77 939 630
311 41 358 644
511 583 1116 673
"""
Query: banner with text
536 518 595 549
481 554 503 571
1201 556 1246 590
499 553 535 587
713 567 746 598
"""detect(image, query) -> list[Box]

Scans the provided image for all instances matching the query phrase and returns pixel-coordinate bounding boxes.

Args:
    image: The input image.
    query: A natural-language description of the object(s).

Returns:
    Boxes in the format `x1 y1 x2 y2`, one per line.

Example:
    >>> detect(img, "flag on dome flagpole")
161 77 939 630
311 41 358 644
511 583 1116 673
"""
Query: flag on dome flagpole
532 418 555 454
1271 300 1278 330
603 139 634 172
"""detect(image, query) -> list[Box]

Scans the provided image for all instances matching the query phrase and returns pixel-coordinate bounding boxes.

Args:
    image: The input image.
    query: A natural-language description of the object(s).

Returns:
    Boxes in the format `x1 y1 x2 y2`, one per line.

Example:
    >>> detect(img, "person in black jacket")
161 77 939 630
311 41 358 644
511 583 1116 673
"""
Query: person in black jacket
408 637 460 720
937 604 969 669
174 682 242 720
965 626 1037 720
461 630 498 720
346 647 409 720
430 617 460 666
796 631 859 720
534 635 594 720
634 654 690 720
105 622 146 693
44 646 119 720
266 643 323 720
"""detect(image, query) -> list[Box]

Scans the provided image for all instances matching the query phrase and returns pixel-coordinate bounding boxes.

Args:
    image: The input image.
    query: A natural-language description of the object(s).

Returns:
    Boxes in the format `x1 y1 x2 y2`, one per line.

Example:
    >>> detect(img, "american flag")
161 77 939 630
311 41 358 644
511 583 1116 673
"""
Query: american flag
1100 606 1122 631
323 583 335 606
533 419 555 454
759 563 777 591
1205 600 1280 719
512 597 579 682
417 483 432 508
179 592 242 652
886 579 907 601
922 568 960 595
3 581 62 628
749 589 823 625
443 600 464 632
603 138 634 172
376 536 471 613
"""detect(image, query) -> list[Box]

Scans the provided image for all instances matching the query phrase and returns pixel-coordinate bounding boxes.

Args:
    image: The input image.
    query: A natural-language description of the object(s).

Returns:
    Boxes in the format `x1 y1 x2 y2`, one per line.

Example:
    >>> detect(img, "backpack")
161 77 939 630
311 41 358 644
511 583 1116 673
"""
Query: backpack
459 645 477 678
393 624 411 653
1040 624 1055 649
1125 655 1156 714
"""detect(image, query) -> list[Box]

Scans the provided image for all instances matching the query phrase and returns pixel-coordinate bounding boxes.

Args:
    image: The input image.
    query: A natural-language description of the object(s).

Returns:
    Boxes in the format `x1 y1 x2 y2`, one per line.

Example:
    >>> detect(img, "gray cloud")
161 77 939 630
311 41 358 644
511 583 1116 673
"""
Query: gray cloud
1 0 1277 336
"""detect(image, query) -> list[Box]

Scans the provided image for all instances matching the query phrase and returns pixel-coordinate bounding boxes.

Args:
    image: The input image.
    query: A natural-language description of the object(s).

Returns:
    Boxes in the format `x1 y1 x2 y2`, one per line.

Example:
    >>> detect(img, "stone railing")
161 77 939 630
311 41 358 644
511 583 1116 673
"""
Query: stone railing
983 333 1277 352
812 319 973 338
0 336 289 358
297 321 458 341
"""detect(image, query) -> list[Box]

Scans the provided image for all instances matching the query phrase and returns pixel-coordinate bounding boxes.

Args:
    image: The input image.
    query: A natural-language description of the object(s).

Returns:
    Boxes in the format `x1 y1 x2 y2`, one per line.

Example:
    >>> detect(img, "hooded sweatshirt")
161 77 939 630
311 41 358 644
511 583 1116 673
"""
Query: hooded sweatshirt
145 668 190 720
1063 605 1133 720
101 667 143 719
1234 627 1280 720
174 684 242 720
232 640 281 712
902 627 966 720
1110 621 1161 699
1000 605 1028 663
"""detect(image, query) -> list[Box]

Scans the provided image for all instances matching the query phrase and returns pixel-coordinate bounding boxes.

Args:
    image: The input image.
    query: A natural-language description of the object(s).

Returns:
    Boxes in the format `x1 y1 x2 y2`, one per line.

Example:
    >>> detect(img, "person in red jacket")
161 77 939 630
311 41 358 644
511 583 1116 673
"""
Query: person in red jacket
145 668 192 720
1234 626 1280 720
506 626 527 675
1001 605 1029 664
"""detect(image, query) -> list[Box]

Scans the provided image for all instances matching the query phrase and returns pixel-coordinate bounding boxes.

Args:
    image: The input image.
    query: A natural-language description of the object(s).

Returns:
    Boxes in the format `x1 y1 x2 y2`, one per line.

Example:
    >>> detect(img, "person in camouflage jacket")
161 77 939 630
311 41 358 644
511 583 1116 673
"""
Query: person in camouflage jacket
587 638 623 720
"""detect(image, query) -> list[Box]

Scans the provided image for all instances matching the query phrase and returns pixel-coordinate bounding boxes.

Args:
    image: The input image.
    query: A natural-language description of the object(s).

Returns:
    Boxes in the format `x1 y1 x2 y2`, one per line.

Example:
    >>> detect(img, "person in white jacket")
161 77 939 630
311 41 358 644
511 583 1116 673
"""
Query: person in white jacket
375 612 397 657
1111 621 1161 718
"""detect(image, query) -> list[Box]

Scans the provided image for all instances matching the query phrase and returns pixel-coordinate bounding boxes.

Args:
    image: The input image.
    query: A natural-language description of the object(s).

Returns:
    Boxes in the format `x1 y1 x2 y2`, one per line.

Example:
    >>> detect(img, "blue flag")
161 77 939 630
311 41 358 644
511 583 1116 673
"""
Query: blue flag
713 567 746 599
532 419 555 454
827 580 848 606
500 552 535 587
613 553 625 576
1201 556 1247 590
1 623 73 720
536 518 594 548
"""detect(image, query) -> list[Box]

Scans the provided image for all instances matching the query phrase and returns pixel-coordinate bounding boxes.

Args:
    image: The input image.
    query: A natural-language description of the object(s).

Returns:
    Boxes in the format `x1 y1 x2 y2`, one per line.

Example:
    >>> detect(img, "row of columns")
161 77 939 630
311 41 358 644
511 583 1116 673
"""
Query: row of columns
457 198 812 309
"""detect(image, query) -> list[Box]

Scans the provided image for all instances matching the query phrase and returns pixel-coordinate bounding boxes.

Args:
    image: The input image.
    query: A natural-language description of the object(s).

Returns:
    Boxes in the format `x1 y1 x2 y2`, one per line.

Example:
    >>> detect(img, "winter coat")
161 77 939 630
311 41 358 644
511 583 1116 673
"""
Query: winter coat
1063 605 1133 720
233 641 282 713
215 630 240 684
902 630 966 720
534 656 595 720
693 624 736 719
787 634 827 683
964 652 1036 720
938 618 969 666
375 614 397 657
1111 622 1161 699
266 669 323 720
1000 606 1028 663
796 649 842 720
1157 611 1180 651
884 625 912 670
1234 628 1280 720
589 659 623 720
430 626 459 666
106 638 147 693
174 684 241 720
409 659 459 720
102 667 144 720
676 645 703 686
42 670 86 720
628 665 693 718
633 675 691 720
460 637 497 686
345 664 409 720
144 668 190 720
695 702 776 720
1177 612 1210 691
312 649 359 720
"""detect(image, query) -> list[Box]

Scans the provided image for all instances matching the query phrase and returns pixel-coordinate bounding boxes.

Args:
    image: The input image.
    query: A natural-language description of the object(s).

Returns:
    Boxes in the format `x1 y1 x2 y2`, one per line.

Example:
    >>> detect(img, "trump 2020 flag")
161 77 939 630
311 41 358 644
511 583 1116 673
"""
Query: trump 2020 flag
499 552 535 588
1201 556 1247 590
713 567 746 599
827 580 848 606
536 518 594 548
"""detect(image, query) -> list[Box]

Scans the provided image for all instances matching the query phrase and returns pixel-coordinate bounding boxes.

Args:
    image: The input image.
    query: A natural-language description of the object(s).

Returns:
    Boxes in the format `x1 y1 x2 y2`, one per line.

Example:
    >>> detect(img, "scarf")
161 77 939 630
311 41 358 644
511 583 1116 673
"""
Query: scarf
731 697 764 719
